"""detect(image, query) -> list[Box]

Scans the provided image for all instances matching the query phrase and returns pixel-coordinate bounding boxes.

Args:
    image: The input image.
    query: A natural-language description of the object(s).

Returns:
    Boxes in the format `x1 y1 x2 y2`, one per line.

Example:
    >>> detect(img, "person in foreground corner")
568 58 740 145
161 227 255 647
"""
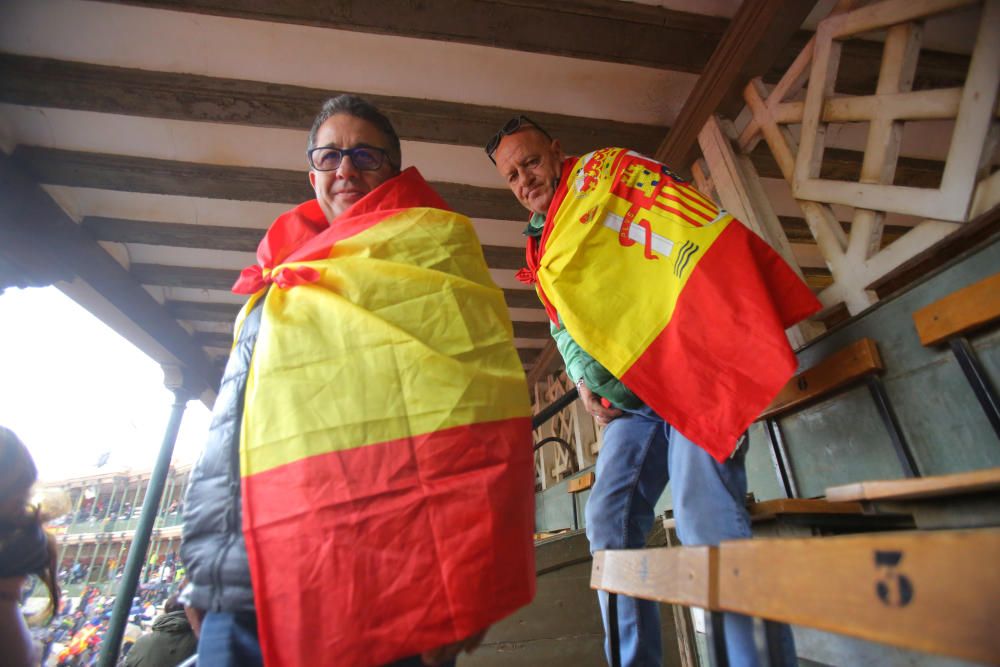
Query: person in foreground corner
181 95 536 667
487 115 821 667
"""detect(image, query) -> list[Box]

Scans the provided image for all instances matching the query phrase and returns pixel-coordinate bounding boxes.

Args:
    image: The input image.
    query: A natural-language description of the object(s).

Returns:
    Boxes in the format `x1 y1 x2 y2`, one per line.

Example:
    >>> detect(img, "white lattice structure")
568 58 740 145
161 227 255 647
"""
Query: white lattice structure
707 0 1000 316
532 372 603 490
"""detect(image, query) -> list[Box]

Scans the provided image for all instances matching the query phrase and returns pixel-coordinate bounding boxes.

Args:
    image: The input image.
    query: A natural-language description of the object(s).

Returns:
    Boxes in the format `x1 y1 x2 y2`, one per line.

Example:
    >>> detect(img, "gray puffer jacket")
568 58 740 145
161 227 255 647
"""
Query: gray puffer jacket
180 302 262 612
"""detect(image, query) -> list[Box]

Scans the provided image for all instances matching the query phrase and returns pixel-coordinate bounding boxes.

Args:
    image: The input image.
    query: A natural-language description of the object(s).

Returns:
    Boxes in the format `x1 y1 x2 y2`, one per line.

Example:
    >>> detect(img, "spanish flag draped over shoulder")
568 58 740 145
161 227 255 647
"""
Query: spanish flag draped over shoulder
530 149 821 462
231 168 535 667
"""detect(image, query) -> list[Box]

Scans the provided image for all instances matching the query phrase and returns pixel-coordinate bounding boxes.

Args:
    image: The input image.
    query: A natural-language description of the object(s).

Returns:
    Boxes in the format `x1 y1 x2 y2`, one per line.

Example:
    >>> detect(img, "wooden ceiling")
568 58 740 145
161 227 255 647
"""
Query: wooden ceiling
0 0 970 396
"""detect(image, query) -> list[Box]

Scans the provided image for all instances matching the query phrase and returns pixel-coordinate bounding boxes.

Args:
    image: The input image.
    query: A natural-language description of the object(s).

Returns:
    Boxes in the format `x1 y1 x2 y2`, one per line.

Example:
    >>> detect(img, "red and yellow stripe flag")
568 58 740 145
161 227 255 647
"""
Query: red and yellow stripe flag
532 149 821 461
233 169 535 666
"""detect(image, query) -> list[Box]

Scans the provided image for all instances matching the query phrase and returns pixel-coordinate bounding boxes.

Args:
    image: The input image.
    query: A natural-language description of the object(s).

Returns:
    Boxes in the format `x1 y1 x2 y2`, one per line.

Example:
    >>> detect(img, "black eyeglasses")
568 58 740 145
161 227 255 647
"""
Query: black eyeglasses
485 115 552 164
307 144 396 172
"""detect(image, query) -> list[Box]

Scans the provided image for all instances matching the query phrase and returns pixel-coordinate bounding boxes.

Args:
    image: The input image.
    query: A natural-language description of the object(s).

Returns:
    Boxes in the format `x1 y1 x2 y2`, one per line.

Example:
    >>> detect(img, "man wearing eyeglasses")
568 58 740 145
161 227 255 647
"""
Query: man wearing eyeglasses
488 117 817 667
306 100 402 221
181 96 535 667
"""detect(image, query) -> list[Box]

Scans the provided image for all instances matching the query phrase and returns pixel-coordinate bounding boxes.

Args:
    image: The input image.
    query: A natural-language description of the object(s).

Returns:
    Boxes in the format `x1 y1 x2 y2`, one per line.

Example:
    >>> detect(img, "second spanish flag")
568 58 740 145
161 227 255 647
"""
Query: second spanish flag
534 148 821 461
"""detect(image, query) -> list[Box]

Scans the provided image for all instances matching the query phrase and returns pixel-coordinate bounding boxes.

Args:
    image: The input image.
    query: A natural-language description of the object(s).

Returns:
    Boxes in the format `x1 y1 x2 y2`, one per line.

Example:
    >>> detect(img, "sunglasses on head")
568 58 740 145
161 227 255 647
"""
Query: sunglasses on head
485 115 552 164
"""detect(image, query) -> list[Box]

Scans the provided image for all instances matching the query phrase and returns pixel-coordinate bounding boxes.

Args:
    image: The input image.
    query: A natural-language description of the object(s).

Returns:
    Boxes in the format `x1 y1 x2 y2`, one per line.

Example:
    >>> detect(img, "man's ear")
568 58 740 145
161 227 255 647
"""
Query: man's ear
308 170 317 190
552 139 565 161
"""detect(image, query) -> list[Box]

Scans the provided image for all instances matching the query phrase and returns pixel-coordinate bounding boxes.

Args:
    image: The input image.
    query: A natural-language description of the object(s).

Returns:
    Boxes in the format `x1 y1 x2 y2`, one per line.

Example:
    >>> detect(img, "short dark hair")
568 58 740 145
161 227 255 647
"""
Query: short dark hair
308 95 401 170
163 593 183 614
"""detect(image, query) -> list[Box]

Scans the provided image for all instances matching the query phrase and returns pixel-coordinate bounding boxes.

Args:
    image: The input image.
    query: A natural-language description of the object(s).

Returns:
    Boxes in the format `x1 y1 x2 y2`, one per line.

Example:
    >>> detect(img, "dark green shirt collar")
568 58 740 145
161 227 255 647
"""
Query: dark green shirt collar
523 212 546 238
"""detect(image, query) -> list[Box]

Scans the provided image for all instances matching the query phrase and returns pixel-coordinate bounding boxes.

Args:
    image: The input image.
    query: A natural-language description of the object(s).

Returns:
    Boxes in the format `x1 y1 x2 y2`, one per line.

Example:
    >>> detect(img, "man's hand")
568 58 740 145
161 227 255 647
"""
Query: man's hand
421 628 488 666
577 381 622 426
184 605 205 638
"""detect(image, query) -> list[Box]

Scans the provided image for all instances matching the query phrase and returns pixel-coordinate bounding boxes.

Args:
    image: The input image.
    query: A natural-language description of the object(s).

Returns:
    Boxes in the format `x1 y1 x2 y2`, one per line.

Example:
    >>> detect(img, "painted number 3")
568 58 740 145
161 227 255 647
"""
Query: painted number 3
874 550 914 607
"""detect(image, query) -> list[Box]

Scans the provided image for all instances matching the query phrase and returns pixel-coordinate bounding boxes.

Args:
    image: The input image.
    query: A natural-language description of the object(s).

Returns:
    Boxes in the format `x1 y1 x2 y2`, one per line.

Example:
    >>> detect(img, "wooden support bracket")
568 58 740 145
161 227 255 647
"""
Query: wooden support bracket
591 546 718 609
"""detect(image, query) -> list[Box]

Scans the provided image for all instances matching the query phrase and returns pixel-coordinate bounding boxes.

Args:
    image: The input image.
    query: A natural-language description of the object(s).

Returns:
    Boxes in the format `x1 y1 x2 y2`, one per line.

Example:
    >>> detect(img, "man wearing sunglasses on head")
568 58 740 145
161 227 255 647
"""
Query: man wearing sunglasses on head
487 117 820 667
181 96 536 667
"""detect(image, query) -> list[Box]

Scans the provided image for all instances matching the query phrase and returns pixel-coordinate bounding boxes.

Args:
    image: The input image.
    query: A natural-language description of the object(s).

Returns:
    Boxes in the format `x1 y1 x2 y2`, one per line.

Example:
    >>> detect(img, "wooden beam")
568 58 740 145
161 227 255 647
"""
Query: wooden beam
193 331 233 349
802 266 833 291
525 339 562 387
15 146 312 204
106 0 727 72
867 203 1000 298
83 216 526 270
656 0 817 167
501 289 542 311
0 54 663 156
750 145 944 188
771 88 1000 127
779 216 908 247
131 262 544 312
770 31 971 96
13 146 526 220
480 244 526 270
84 217 262 252
0 154 216 393
911 272 1000 345
758 337 883 420
512 321 549 339
166 300 241 322
132 263 235 290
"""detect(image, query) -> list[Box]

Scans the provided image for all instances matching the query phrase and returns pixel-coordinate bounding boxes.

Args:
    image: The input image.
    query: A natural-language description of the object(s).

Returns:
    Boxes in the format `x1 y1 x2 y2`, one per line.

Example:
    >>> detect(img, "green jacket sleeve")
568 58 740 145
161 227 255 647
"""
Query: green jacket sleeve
550 319 643 410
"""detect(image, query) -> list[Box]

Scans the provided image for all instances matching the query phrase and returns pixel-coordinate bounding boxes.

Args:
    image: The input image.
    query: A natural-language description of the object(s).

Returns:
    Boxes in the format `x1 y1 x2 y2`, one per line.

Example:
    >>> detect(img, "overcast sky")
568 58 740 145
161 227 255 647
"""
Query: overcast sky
0 285 212 482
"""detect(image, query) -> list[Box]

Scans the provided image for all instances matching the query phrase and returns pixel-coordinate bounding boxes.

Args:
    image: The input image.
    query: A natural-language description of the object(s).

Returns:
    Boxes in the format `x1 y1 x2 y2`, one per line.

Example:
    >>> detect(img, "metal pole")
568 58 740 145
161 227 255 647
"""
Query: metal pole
128 475 145 528
114 539 128 582
531 386 579 430
148 529 164 583
102 480 117 531
84 542 97 586
607 592 622 667
764 419 798 498
69 541 83 583
866 376 920 477
705 611 730 667
161 473 177 522
949 336 1000 441
68 485 85 535
94 538 112 587
97 387 190 667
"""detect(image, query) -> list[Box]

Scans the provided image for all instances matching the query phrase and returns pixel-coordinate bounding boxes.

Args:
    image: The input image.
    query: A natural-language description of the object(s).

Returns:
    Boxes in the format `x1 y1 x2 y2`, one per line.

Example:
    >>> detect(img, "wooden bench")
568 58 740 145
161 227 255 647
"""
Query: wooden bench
757 337 919 496
564 471 594 530
567 471 595 494
663 496 912 538
592 529 1000 666
744 497 912 536
912 271 1000 441
826 466 1000 529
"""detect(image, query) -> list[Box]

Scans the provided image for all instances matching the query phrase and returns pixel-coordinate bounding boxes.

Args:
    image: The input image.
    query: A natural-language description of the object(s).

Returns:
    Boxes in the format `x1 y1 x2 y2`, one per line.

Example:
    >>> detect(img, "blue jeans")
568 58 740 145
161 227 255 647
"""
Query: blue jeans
198 611 457 667
198 612 263 667
584 407 796 667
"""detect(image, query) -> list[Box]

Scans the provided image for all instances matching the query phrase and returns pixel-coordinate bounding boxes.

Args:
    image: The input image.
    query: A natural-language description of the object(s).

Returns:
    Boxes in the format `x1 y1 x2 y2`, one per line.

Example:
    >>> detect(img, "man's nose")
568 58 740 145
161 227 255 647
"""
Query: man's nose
336 155 360 178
